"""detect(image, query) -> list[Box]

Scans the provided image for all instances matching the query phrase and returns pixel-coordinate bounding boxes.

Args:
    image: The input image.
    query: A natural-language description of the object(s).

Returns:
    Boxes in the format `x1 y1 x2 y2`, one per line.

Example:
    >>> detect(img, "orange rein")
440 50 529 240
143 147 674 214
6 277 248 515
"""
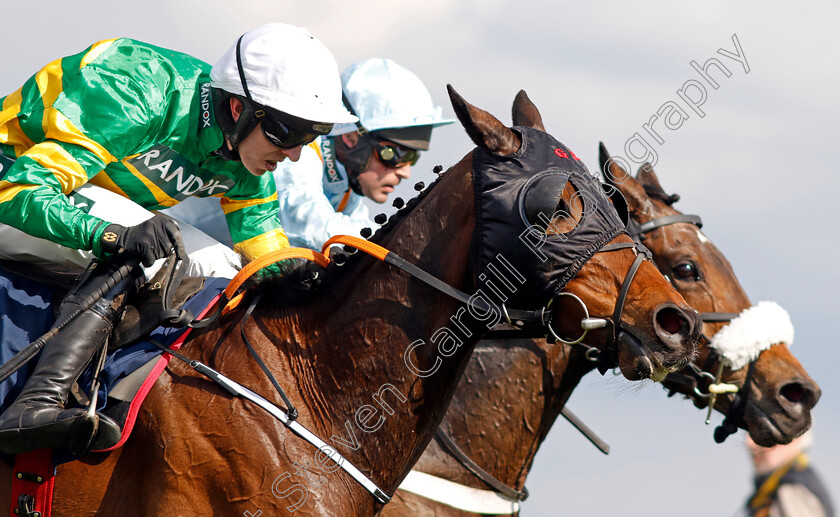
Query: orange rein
321 235 391 262
222 236 391 313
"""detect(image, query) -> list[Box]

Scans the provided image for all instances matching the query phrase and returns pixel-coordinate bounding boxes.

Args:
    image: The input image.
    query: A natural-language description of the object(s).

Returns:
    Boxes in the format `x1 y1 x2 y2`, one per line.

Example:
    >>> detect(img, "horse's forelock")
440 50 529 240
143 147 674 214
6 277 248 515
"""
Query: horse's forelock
637 164 681 206
641 183 681 206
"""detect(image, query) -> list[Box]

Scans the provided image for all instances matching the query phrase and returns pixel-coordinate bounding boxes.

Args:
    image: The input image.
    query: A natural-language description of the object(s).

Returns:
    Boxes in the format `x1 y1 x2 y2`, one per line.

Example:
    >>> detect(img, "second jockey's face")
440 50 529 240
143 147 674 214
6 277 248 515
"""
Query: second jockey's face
229 98 303 176
343 133 412 204
357 153 411 203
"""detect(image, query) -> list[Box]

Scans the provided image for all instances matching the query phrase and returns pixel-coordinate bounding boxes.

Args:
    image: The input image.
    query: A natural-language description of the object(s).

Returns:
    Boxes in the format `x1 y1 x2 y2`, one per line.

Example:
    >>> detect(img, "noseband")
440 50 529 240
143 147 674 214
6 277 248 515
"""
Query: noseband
481 236 655 374
527 239 652 374
627 212 756 443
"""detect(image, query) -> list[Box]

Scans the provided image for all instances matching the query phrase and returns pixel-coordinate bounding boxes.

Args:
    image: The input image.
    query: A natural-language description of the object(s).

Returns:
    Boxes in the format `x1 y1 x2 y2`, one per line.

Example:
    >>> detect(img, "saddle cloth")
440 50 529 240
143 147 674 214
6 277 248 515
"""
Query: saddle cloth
0 265 227 465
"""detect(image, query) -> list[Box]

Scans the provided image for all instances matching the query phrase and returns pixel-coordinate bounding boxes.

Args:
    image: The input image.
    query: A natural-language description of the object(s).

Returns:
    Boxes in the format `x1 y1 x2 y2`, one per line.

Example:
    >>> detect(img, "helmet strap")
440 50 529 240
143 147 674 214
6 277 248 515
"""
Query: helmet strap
236 35 256 102
211 34 266 161
334 135 371 195
211 89 262 160
216 138 240 162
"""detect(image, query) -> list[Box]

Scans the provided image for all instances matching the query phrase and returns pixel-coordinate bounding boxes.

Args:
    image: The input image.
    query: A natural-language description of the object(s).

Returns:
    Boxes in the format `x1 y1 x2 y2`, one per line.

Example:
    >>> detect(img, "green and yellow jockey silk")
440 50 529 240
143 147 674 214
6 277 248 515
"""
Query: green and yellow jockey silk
0 37 289 260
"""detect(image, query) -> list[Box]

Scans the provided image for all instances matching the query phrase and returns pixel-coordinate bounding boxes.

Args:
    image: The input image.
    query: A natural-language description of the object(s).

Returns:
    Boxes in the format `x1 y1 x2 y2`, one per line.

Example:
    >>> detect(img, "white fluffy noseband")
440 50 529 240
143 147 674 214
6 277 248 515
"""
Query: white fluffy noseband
709 301 794 370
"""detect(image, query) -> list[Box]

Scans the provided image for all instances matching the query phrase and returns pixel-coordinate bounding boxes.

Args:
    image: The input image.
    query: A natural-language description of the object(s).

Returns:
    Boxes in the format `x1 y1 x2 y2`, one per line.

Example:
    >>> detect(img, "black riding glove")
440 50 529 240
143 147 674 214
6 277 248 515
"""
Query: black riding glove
99 215 187 267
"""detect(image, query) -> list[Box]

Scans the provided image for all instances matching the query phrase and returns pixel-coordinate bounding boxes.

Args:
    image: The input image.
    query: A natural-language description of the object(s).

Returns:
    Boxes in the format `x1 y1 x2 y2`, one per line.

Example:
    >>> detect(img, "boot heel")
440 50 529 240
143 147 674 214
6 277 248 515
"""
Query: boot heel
67 412 99 456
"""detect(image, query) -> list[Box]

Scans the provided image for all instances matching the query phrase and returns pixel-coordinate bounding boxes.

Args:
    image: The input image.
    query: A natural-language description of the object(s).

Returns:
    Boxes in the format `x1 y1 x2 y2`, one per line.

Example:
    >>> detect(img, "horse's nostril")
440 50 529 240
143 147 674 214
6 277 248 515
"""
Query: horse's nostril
780 382 807 404
656 307 686 335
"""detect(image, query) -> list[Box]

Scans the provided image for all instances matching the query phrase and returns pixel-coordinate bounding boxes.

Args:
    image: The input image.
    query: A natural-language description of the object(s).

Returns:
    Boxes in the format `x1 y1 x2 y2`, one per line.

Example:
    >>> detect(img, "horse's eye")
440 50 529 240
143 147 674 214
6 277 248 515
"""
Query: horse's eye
522 174 569 231
673 262 699 280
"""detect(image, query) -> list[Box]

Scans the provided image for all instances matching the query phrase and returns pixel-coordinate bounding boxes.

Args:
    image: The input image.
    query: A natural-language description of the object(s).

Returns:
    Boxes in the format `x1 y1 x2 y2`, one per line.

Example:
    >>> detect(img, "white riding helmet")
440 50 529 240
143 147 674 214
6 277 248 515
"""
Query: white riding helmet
211 23 357 124
331 58 454 148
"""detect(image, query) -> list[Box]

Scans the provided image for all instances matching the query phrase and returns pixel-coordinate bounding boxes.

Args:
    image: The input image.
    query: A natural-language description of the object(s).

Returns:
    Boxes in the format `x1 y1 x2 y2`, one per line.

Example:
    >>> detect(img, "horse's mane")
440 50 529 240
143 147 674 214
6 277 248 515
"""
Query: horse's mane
247 165 451 308
367 165 448 244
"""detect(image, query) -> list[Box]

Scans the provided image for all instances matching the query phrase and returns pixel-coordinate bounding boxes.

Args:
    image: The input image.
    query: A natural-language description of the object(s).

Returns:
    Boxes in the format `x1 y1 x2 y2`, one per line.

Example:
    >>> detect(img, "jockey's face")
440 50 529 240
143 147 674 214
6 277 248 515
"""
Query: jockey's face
229 98 303 176
342 133 412 204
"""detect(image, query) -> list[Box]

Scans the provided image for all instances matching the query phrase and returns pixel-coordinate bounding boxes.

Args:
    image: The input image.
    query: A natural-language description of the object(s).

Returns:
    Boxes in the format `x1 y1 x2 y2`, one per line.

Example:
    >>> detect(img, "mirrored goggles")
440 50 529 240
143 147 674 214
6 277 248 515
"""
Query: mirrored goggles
372 139 421 167
256 108 333 149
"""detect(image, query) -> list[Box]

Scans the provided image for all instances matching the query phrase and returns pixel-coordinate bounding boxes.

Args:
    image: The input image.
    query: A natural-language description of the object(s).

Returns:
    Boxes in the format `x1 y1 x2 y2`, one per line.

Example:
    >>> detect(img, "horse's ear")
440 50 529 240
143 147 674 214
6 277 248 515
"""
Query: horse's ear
447 84 521 156
598 142 651 216
598 142 631 185
511 90 546 131
636 162 661 189
638 163 681 205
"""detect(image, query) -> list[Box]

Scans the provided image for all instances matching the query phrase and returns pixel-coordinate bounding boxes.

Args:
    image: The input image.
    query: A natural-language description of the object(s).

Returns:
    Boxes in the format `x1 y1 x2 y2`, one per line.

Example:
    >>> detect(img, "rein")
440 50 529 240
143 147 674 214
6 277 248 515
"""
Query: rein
155 232 585 505
150 246 390 504
320 236 569 334
405 236 652 504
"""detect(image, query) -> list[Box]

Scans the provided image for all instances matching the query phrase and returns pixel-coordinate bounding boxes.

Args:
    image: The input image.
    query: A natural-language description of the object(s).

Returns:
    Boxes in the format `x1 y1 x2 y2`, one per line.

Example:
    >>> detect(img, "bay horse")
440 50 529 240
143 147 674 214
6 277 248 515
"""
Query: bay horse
0 89 699 516
599 148 819 447
381 141 819 516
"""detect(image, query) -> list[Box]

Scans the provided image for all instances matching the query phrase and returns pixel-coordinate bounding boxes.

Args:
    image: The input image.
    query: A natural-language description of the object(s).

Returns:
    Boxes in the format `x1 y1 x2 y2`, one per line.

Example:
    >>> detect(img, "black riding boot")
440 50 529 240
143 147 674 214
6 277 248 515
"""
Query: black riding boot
0 260 139 455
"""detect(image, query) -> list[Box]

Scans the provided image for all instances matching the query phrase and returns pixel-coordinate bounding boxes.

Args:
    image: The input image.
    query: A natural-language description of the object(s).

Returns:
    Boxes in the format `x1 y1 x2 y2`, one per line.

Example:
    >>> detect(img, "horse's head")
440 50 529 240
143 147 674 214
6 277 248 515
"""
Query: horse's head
599 144 820 445
446 87 700 381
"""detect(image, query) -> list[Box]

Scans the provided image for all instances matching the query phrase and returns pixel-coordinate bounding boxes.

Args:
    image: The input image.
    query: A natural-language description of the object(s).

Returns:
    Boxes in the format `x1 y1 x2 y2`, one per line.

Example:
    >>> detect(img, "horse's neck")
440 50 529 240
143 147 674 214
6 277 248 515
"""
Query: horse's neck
413 339 595 490
223 162 495 493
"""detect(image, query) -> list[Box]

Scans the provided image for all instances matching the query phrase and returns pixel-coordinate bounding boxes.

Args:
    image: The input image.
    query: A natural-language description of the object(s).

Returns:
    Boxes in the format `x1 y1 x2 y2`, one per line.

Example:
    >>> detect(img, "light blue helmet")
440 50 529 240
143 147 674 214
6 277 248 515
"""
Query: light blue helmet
331 58 454 150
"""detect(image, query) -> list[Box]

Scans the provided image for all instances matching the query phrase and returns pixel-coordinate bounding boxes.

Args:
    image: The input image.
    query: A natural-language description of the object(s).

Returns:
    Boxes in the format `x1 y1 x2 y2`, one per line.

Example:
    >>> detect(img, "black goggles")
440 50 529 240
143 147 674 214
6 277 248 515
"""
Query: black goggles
371 138 421 167
256 108 333 149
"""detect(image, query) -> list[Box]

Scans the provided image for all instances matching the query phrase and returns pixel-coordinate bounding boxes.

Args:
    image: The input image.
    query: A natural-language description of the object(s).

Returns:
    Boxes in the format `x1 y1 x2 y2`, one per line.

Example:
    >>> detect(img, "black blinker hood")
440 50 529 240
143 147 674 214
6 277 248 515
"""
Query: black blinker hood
471 126 627 307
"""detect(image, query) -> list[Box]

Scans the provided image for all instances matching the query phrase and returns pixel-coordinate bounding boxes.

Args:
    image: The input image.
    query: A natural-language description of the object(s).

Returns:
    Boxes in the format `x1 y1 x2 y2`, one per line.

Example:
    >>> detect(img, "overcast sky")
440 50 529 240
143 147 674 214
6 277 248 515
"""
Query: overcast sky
3 1 838 515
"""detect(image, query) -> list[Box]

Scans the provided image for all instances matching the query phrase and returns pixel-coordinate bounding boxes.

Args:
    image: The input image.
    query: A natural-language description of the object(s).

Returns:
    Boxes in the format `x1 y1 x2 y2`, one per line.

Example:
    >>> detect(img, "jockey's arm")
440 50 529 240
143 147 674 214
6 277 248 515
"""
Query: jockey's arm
0 139 124 258
220 169 291 262
0 45 155 258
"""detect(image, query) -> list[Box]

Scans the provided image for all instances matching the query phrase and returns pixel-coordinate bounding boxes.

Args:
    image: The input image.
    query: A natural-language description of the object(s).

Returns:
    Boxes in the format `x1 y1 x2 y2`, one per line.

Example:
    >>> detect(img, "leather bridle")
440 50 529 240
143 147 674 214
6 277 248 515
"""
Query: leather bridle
484 237 654 372
627 212 756 443
433 210 756 503
438 235 655 501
